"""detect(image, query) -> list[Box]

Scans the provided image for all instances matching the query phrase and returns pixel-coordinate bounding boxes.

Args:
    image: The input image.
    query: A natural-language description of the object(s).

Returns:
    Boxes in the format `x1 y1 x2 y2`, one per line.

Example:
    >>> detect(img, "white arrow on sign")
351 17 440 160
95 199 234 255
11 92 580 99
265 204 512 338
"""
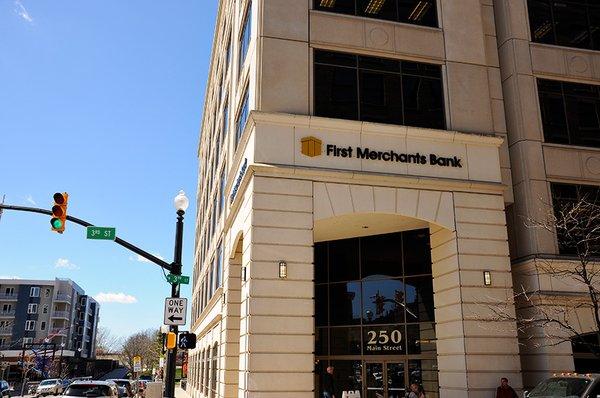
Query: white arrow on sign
164 297 187 326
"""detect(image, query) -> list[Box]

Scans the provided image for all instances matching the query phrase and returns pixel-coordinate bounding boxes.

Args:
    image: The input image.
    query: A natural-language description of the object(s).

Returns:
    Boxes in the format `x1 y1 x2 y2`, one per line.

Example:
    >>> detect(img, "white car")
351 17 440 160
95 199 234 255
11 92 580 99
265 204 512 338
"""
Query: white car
36 379 63 396
63 381 119 398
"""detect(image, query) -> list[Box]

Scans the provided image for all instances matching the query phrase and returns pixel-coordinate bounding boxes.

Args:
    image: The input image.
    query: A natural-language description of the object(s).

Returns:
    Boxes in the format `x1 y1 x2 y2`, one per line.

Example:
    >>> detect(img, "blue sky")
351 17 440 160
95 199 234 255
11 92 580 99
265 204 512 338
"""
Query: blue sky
0 0 217 339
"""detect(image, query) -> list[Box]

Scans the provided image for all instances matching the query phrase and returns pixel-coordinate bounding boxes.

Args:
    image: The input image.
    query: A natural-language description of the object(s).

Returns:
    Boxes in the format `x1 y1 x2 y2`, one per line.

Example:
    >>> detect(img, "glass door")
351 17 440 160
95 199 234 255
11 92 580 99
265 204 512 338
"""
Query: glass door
386 362 405 398
365 362 384 398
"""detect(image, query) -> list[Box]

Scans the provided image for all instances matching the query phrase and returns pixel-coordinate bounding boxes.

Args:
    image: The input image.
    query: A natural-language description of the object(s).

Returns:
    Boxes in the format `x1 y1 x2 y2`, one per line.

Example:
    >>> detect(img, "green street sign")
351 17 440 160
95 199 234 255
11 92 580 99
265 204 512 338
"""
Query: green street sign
167 274 190 285
86 226 116 241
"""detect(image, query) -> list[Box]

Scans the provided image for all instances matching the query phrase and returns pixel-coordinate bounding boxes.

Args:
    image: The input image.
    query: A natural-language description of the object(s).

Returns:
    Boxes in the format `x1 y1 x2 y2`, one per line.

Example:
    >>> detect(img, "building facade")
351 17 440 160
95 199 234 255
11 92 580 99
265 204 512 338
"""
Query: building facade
189 0 600 397
0 278 100 361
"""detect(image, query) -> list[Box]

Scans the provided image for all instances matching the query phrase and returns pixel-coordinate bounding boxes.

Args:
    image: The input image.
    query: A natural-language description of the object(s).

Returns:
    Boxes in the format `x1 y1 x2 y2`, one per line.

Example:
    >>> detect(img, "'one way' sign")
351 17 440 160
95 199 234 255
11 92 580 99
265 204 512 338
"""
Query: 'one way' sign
164 297 188 326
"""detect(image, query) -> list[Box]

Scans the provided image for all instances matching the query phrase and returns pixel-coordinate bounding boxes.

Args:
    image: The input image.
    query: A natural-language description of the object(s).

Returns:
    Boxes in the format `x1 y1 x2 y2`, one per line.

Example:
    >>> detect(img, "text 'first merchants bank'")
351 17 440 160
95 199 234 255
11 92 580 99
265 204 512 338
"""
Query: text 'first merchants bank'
326 144 463 168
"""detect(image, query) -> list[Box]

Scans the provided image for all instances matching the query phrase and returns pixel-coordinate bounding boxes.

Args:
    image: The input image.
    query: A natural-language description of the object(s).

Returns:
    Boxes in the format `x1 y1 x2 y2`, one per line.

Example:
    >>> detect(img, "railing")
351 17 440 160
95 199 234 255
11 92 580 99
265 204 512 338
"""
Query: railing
0 310 15 317
50 328 67 336
0 326 13 335
54 293 72 302
0 293 18 300
51 311 70 319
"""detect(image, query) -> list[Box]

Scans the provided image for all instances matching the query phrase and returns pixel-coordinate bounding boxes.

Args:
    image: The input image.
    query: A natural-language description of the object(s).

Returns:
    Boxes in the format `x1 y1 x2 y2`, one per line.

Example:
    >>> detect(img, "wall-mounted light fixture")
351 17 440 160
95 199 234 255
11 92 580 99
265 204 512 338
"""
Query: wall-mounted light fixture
279 260 288 279
483 271 492 286
241 266 247 282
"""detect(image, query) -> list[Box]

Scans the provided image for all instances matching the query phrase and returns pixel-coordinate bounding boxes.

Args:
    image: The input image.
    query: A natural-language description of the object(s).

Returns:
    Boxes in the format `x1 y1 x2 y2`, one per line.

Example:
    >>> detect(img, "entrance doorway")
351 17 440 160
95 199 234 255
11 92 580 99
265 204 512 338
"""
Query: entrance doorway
365 361 404 398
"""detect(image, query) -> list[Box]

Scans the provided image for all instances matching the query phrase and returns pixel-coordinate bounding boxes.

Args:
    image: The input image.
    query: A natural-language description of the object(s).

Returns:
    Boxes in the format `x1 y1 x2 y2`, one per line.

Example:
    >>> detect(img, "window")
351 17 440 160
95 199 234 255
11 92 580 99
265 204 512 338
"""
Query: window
235 86 250 148
218 169 226 216
23 337 33 344
551 183 600 255
216 244 223 289
30 287 40 297
222 103 229 144
45 288 51 297
314 0 437 27
571 333 600 373
538 79 600 148
314 50 445 129
203 349 210 395
27 304 38 314
43 305 48 314
25 320 36 331
239 2 252 73
2 304 11 312
40 321 46 331
210 344 218 396
528 0 600 51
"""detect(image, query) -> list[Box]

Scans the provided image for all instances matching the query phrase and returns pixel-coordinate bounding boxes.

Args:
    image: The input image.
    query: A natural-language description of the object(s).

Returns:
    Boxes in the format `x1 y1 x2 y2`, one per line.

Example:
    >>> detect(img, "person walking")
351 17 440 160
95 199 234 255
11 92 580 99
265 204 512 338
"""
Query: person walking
496 378 518 398
408 383 425 398
322 366 336 398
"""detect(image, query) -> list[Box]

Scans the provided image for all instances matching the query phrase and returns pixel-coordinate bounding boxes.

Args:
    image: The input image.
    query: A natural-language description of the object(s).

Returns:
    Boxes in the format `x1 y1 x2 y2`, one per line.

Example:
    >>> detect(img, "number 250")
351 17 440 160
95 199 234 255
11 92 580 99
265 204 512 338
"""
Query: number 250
367 330 402 345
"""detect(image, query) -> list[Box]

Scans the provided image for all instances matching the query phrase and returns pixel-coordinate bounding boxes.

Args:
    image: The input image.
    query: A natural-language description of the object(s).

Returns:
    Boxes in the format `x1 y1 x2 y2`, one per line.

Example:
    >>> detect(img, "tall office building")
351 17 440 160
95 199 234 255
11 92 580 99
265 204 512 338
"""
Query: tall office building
190 1 600 397
0 278 100 361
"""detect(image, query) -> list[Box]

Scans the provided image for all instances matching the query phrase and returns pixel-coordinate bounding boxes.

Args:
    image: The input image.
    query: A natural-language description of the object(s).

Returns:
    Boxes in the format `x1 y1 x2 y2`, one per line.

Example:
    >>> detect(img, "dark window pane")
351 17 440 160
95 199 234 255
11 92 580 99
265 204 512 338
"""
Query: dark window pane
402 60 441 78
359 71 403 124
315 50 357 67
405 277 435 322
403 229 432 275
361 233 403 279
316 285 329 326
362 279 406 324
402 75 445 129
330 282 362 325
539 87 570 144
398 0 437 27
567 96 600 147
359 55 401 73
316 328 329 355
592 7 600 51
406 323 437 355
528 0 555 44
409 359 439 397
330 327 362 355
329 360 363 393
329 238 360 282
357 0 398 22
553 2 591 49
315 242 328 284
386 362 406 398
315 64 359 121
314 0 356 15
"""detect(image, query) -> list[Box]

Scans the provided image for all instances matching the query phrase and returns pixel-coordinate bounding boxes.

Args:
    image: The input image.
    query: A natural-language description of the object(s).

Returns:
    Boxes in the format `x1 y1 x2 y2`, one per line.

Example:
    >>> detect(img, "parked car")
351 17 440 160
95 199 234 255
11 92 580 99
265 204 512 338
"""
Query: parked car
107 380 133 398
62 381 118 398
36 379 63 396
525 373 600 397
0 380 11 397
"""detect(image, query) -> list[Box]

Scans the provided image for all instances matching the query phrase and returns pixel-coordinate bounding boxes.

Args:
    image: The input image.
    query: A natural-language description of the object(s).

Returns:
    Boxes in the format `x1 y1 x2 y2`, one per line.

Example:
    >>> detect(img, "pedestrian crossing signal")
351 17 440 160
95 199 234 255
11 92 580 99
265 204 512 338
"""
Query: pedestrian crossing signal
178 332 196 350
51 192 68 233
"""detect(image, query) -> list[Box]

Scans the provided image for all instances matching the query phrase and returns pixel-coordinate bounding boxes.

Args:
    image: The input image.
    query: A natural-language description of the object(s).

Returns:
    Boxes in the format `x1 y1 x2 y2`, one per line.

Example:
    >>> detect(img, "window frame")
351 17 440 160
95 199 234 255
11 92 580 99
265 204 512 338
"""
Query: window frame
25 320 36 331
30 287 40 297
27 304 38 314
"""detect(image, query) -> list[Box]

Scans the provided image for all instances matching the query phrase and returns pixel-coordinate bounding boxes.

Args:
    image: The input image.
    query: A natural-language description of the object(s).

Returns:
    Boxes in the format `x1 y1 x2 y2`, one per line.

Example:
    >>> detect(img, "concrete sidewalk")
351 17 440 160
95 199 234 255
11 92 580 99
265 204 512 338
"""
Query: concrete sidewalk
174 386 190 398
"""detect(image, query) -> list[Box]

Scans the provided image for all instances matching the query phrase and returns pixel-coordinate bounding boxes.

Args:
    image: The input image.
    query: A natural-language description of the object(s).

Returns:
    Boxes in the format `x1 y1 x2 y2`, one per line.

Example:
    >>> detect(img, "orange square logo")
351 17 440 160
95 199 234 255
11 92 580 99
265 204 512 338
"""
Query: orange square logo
301 136 322 157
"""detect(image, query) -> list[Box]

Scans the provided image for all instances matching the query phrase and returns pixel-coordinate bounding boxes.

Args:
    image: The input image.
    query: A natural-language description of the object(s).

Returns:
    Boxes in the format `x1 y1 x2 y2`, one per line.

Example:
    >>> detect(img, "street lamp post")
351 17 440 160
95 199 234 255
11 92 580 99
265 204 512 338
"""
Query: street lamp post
164 191 188 398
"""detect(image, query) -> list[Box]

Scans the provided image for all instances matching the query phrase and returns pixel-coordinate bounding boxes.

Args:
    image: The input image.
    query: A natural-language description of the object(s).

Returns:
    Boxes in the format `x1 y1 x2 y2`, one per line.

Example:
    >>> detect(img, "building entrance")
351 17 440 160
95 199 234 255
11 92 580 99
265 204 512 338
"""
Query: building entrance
315 230 438 398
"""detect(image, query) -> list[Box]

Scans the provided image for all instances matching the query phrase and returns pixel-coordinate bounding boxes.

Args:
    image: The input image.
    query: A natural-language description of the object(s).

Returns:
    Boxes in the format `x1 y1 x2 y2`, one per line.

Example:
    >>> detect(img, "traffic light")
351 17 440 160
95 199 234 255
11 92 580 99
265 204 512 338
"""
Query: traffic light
165 332 176 350
178 332 197 350
50 192 69 233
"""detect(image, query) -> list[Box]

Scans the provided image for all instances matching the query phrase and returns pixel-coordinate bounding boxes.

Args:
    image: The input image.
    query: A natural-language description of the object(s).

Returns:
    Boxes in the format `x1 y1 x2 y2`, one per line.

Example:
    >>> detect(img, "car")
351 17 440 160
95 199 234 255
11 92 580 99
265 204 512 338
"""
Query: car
62 381 119 398
36 379 63 396
0 380 11 397
525 373 600 397
107 380 133 398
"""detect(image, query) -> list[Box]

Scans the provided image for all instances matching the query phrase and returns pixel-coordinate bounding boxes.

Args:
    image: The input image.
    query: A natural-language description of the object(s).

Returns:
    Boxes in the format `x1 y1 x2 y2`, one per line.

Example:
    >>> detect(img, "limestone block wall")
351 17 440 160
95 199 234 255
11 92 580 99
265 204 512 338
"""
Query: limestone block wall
238 175 315 398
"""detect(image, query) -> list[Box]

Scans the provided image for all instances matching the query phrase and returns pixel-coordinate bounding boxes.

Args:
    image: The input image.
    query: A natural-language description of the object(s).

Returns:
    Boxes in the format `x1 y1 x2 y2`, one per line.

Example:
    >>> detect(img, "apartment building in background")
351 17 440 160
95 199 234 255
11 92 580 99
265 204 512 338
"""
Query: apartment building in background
188 0 600 397
0 278 100 361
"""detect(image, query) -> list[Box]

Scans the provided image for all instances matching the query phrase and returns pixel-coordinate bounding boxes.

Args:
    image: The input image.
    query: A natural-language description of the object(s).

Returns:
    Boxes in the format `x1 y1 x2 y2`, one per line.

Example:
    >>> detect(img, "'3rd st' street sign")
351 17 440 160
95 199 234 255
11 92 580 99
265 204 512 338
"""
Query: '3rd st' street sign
164 297 187 326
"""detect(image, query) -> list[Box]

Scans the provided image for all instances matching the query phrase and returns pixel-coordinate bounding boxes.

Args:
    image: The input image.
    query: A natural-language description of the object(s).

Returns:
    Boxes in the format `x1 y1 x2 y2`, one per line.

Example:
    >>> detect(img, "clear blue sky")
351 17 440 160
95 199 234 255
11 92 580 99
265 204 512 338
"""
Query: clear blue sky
0 0 217 340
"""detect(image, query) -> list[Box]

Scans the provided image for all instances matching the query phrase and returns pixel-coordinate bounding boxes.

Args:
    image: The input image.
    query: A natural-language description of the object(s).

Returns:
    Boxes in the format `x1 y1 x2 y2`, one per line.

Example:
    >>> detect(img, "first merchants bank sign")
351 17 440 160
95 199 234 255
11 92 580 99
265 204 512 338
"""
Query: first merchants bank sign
301 136 463 168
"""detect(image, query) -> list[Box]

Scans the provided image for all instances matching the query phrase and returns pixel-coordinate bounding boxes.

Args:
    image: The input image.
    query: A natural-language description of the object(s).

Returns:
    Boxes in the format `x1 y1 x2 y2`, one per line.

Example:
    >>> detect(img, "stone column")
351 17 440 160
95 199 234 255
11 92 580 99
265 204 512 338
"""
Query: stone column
431 192 522 398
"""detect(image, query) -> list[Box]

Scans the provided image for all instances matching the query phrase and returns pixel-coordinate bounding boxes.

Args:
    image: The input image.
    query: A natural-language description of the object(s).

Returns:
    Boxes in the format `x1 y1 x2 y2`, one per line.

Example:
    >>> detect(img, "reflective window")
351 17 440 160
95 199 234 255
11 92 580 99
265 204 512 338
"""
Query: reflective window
528 0 600 50
239 2 252 73
315 0 438 28
315 50 445 129
235 87 250 148
538 79 600 148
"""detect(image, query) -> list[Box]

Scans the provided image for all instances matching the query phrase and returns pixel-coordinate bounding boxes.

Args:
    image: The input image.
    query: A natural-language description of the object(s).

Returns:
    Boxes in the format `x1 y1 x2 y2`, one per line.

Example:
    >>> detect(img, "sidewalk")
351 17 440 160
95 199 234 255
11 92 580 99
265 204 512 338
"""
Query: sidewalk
174 385 190 398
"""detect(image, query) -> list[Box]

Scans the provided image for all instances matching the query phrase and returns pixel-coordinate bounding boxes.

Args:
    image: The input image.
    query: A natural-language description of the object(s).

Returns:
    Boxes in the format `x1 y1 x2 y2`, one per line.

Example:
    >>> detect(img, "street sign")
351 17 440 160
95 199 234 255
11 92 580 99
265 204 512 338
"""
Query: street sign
163 297 187 326
86 226 116 240
133 356 142 372
166 274 190 285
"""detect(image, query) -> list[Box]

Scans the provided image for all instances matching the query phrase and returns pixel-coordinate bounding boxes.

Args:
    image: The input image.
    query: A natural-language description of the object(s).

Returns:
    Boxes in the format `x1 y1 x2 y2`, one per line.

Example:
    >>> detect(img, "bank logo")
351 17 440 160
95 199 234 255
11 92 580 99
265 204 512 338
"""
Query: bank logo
301 136 322 157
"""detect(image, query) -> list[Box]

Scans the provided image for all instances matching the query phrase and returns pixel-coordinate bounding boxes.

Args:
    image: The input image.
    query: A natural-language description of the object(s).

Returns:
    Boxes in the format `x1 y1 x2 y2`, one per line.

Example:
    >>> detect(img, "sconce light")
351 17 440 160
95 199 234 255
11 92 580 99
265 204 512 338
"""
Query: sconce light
483 271 492 286
278 260 287 279
241 266 247 282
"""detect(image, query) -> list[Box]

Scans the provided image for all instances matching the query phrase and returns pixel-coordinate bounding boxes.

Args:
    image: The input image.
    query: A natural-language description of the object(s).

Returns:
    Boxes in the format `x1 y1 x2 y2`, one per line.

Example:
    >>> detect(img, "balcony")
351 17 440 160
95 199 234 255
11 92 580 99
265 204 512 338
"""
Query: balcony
50 328 68 337
0 293 18 301
0 310 15 317
54 294 72 303
51 311 70 319
0 326 13 335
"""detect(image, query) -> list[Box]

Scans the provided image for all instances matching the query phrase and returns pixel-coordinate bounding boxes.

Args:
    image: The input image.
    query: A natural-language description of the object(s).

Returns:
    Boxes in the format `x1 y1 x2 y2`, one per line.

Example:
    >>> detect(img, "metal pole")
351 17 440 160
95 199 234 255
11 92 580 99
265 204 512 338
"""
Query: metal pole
164 210 184 398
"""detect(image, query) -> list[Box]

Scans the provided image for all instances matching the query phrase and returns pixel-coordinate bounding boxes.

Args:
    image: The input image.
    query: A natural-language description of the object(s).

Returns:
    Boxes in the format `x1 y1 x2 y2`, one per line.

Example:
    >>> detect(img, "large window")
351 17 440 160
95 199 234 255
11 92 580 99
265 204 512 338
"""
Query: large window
551 182 600 255
528 0 600 51
239 2 252 73
314 50 445 129
235 87 250 147
314 0 438 28
538 79 600 148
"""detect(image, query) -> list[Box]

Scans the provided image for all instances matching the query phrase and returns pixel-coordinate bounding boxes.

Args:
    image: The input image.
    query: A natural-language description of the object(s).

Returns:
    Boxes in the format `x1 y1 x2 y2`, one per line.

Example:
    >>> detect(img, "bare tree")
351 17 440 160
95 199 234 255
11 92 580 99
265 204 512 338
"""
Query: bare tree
96 326 122 356
119 329 162 373
491 195 600 359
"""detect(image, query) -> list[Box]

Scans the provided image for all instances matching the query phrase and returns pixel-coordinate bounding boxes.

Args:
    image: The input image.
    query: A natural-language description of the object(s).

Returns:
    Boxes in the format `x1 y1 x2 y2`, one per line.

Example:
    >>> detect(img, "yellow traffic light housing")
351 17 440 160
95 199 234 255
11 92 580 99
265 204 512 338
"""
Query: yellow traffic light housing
166 332 176 349
51 192 68 233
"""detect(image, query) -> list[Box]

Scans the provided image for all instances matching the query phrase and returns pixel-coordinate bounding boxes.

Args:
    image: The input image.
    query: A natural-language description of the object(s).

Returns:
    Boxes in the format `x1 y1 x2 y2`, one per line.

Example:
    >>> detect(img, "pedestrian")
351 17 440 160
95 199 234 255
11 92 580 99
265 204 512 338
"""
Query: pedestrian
322 366 335 398
496 378 518 398
408 383 425 398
